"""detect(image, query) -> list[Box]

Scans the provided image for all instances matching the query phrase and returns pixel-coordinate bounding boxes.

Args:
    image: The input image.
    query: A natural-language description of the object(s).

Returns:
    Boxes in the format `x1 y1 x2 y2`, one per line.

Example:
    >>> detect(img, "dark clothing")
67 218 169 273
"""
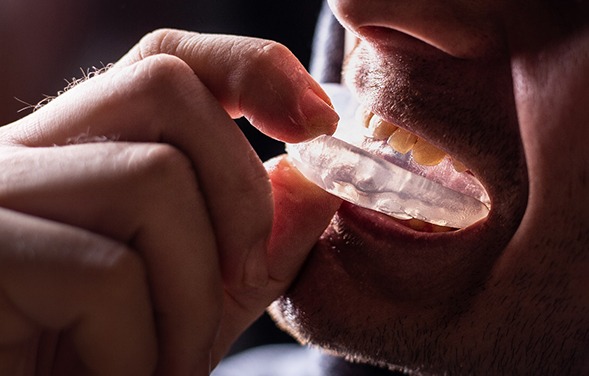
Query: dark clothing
213 344 407 376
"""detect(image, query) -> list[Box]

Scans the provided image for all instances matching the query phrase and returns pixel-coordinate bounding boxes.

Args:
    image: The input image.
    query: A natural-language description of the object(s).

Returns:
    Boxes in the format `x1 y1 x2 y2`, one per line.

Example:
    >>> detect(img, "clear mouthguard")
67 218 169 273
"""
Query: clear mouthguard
286 83 490 229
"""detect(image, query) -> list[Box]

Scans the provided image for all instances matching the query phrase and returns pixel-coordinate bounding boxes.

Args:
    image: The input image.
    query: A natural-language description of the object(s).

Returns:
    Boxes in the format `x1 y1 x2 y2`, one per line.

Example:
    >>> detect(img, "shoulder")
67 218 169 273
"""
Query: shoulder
212 344 325 376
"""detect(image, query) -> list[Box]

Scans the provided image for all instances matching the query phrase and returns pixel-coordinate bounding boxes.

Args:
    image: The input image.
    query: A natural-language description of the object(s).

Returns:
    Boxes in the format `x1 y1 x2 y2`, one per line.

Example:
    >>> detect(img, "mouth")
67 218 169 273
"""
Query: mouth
288 83 492 233
345 100 492 233
271 20 529 371
282 34 528 303
340 32 526 275
338 32 530 228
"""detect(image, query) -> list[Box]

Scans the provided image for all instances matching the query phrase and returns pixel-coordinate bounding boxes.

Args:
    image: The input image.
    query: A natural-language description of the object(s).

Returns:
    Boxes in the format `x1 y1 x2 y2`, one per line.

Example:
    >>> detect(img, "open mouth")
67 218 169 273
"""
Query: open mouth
287 83 490 232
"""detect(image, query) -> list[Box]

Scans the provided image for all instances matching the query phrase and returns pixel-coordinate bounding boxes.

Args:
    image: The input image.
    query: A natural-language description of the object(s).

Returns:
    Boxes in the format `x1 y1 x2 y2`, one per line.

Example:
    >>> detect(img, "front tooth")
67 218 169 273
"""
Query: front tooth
451 158 468 173
388 128 418 154
355 107 373 128
412 138 446 166
368 115 397 140
406 218 427 231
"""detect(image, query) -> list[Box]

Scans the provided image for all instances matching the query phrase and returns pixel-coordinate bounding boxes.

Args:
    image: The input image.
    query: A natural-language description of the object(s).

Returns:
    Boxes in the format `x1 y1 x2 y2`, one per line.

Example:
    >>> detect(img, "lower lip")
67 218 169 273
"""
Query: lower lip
337 201 477 241
319 201 491 302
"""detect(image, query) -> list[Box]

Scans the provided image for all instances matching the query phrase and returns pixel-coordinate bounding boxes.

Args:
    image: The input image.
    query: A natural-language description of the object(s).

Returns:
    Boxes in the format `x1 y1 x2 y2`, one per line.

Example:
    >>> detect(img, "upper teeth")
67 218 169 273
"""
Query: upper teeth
357 107 466 170
388 128 417 154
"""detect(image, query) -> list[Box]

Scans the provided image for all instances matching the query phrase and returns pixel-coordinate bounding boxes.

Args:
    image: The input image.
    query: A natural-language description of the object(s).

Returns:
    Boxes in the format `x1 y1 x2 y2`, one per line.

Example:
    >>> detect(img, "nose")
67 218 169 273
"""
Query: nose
326 0 503 58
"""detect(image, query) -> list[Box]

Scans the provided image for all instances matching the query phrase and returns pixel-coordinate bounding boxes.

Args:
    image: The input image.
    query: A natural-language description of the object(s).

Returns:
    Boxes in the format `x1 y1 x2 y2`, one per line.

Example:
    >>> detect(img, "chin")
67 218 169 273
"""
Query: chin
268 37 588 375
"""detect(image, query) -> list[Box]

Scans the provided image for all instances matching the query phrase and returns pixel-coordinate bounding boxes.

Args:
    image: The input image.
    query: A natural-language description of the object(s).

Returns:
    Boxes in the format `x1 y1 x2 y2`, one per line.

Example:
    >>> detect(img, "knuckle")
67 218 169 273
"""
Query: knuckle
136 28 181 59
133 144 195 184
131 53 194 97
248 40 294 72
121 52 199 125
130 143 199 198
111 52 198 137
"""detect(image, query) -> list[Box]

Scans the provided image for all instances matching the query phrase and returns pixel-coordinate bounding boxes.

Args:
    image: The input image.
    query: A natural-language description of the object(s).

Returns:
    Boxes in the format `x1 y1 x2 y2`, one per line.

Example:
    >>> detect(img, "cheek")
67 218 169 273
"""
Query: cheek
508 36 589 303
512 33 589 206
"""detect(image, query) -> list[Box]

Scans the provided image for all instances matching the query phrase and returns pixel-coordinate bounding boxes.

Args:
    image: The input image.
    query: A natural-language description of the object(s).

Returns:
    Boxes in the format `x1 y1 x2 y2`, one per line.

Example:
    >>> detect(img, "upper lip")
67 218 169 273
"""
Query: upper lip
343 25 526 215
330 0 503 59
322 24 529 302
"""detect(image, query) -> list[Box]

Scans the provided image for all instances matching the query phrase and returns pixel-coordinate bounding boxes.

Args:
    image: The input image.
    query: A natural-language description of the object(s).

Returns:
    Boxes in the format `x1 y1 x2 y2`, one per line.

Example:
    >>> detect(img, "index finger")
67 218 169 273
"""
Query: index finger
115 29 338 142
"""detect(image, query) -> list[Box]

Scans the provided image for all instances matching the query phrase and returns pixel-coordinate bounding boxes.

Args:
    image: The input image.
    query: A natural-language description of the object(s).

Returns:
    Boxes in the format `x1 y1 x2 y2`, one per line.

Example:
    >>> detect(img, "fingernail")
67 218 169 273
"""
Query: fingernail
243 238 269 288
299 88 340 136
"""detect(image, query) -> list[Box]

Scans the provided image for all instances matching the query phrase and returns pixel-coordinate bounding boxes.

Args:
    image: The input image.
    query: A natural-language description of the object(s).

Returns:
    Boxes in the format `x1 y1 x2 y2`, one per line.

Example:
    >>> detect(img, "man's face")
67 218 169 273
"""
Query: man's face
270 1 589 374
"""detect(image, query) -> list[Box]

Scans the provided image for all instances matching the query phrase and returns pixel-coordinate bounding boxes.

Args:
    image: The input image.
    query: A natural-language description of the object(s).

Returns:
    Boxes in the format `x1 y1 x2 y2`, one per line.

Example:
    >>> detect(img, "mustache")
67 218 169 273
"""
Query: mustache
341 41 527 197
342 43 511 143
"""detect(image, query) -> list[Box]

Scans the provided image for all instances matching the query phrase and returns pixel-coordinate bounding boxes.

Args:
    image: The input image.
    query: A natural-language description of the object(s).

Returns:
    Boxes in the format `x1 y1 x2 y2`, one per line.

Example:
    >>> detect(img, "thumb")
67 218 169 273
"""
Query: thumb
212 155 341 365
265 156 342 282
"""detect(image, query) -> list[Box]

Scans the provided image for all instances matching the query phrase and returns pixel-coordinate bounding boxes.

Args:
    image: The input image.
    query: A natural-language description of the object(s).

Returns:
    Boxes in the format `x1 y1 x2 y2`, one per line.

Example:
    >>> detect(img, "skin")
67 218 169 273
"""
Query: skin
0 31 341 375
0 1 587 376
270 0 589 375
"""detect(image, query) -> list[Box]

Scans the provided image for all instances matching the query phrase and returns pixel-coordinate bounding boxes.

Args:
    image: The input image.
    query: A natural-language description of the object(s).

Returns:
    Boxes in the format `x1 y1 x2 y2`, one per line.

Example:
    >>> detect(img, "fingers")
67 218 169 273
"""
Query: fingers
0 29 340 292
115 29 339 142
4 54 275 286
0 207 157 376
211 156 342 364
265 157 342 281
0 143 223 374
1 31 338 144
0 29 343 371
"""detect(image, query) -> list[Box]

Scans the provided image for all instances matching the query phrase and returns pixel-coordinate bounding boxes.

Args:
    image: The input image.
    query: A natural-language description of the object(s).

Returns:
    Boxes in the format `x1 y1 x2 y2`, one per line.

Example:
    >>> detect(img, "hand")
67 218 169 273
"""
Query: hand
0 29 341 375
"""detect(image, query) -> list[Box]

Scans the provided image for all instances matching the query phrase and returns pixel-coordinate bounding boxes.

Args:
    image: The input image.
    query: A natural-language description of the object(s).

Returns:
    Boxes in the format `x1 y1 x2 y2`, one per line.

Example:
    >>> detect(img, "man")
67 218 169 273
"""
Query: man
0 1 587 375
220 2 589 375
